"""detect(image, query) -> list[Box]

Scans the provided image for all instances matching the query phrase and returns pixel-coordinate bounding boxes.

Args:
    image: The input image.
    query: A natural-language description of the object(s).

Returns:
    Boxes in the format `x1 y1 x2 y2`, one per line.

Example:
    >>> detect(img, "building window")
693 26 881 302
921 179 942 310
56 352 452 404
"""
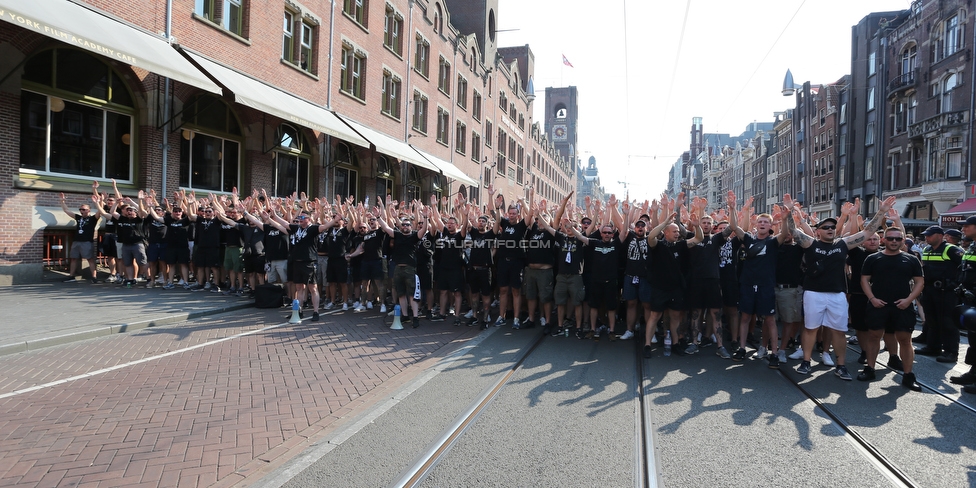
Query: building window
273 125 310 198
942 14 963 60
455 121 466 155
195 0 245 37
948 151 962 178
518 113 524 130
868 51 876 76
343 0 368 27
508 138 516 163
485 120 492 147
901 45 917 77
178 94 243 192
412 91 428 133
414 35 430 78
471 132 481 162
457 75 467 110
925 137 939 180
438 57 451 95
20 49 135 182
516 145 524 184
472 91 482 121
283 11 294 63
865 122 875 146
499 91 507 110
509 102 516 121
340 45 366 100
381 71 401 119
376 156 395 197
942 73 960 113
384 5 403 56
436 107 449 145
867 87 875 112
283 13 315 73
333 142 359 201
300 21 314 72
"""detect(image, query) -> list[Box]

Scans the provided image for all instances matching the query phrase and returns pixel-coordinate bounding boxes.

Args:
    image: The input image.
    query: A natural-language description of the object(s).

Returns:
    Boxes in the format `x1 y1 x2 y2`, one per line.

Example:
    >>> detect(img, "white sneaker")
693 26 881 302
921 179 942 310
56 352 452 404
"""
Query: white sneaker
512 318 521 329
754 346 768 359
619 330 635 340
778 350 787 363
155 278 166 285
464 310 475 319
491 299 499 308
788 347 804 360
177 279 188 287
821 352 835 366
342 303 349 311
651 334 658 344
106 275 117 283
366 301 373 310
380 304 387 313
353 301 361 309
204 282 212 290
324 302 334 310
355 304 365 312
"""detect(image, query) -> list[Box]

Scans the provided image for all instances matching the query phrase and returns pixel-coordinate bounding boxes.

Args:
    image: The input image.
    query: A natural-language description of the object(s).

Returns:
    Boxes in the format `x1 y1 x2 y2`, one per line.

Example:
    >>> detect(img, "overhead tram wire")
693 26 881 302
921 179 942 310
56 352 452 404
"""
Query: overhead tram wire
657 0 693 150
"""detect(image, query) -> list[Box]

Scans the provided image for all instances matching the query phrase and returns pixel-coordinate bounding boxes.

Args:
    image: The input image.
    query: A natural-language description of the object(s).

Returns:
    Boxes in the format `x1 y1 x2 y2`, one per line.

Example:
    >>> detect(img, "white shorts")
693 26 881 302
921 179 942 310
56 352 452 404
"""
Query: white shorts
802 290 848 332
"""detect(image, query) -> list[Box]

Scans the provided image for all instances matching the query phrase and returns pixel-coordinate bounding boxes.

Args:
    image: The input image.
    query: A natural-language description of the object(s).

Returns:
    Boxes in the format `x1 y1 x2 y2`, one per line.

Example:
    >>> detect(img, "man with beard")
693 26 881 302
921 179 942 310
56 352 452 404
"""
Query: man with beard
265 208 342 321
646 209 703 356
686 214 731 355
466 214 495 329
377 206 428 327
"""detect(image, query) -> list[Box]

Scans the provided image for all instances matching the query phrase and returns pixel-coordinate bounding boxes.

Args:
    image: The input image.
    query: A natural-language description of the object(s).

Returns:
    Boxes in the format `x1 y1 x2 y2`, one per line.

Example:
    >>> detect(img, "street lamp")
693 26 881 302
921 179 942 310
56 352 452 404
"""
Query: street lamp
782 69 803 96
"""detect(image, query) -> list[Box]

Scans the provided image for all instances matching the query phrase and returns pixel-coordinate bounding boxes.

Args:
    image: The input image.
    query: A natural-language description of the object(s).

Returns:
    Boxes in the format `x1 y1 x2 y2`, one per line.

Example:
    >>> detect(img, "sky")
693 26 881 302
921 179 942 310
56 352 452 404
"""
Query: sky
495 0 914 201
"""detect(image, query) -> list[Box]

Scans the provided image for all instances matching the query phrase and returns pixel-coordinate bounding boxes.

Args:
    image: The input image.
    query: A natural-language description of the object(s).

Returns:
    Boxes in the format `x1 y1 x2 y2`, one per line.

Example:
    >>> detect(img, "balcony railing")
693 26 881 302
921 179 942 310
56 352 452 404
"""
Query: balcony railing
908 110 969 138
887 69 918 97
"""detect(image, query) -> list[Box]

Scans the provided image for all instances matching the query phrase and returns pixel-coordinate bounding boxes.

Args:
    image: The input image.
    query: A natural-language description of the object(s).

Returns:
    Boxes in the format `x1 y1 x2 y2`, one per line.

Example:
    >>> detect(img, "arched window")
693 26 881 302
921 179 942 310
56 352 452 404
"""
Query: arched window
406 166 422 202
273 124 311 197
434 4 443 34
20 48 135 181
430 173 444 200
178 93 243 192
376 156 395 198
333 142 359 201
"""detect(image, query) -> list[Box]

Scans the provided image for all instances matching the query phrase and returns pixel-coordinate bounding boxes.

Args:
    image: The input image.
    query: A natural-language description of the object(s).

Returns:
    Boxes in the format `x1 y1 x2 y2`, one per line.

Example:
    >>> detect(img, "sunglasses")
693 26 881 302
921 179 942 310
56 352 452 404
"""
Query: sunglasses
581 221 592 225
635 222 647 227
296 216 308 220
885 236 904 242
601 231 614 235
369 219 377 222
79 208 90 211
819 226 836 230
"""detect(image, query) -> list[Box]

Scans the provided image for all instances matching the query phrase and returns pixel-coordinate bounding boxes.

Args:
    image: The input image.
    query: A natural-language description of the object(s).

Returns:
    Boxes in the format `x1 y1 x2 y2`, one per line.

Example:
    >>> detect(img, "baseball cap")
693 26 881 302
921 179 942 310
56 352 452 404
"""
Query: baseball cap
921 225 945 236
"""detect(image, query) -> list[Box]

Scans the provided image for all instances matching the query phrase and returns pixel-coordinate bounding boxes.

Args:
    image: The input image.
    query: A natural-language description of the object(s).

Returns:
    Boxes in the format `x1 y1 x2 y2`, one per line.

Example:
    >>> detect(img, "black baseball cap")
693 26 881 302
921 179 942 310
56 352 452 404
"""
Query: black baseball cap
963 216 976 226
921 225 945 236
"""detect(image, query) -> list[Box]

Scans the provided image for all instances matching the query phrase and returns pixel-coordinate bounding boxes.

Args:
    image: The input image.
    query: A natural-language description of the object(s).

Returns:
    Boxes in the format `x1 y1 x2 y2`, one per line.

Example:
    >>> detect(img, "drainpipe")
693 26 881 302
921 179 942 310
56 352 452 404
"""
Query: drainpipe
326 0 336 109
401 0 416 200
161 0 174 197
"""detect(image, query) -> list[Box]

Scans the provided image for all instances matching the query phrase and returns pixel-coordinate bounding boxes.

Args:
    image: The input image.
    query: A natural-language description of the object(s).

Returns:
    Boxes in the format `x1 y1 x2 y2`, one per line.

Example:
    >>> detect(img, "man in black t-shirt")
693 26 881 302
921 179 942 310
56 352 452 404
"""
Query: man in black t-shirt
324 219 351 310
687 216 732 357
107 199 149 286
775 232 806 363
188 205 222 290
432 215 468 324
354 217 387 312
577 224 623 341
60 193 100 283
846 232 881 366
378 210 428 327
466 215 496 328
148 205 191 289
492 194 529 328
263 209 341 321
787 193 896 380
645 212 703 357
860 226 923 390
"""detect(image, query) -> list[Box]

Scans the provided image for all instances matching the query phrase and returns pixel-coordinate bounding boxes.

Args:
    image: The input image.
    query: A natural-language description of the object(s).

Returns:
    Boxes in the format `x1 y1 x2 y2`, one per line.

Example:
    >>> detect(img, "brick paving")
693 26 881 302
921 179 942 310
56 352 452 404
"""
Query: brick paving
0 307 480 487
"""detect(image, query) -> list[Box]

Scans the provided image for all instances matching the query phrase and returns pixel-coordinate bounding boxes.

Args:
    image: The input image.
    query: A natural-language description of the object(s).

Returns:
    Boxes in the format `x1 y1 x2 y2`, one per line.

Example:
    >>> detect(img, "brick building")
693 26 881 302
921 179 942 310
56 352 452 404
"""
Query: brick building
0 0 574 284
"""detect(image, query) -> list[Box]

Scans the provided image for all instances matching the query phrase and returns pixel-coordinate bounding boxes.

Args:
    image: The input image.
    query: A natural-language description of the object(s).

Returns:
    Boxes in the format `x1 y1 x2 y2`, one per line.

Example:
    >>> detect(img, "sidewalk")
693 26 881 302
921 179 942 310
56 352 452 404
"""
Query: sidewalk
0 271 255 356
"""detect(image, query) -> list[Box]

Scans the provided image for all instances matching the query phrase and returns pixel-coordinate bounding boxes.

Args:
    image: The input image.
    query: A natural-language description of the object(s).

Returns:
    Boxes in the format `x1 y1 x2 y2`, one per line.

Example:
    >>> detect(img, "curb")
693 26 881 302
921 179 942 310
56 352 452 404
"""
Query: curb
0 302 255 357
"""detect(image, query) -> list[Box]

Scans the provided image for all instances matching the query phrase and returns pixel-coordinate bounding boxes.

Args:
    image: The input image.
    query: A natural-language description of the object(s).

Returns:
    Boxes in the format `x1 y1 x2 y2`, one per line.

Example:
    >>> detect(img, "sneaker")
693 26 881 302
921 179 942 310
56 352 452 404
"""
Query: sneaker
716 346 731 359
412 317 421 329
311 312 320 322
962 384 976 394
902 372 922 391
608 331 617 342
551 327 564 337
354 304 366 312
797 361 812 375
788 348 804 360
593 329 601 342
848 335 859 345
162 283 175 290
651 334 658 344
856 366 876 381
619 330 635 341
575 328 588 340
453 318 461 327
324 302 335 310
542 322 553 335
63 277 78 283
380 304 387 314
768 354 780 369
211 286 222 293
754 346 768 360
480 320 489 331
834 366 853 381
521 319 534 329
204 282 212 290
342 303 349 311
685 343 699 355
512 318 522 330
490 299 499 308
857 351 867 365
643 345 653 358
821 352 835 367
353 300 361 309
494 317 506 327
221 287 234 295
366 301 373 310
177 279 188 287
464 309 475 319
731 348 746 361
89 277 99 284
777 350 787 364
888 355 904 371
431 313 449 323
698 337 714 348
950 370 976 385
106 275 118 283
936 354 958 363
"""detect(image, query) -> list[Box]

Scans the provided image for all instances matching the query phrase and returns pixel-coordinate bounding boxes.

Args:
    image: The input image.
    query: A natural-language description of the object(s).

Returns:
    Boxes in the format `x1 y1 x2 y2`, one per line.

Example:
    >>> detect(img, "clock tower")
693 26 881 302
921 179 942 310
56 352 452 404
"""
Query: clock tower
544 86 579 162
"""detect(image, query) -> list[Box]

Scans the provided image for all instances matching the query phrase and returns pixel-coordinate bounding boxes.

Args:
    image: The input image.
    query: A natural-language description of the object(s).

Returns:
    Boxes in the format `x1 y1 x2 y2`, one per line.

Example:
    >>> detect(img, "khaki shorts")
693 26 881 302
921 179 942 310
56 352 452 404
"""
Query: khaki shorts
393 265 418 297
554 274 584 306
267 259 288 284
775 286 803 323
523 267 554 302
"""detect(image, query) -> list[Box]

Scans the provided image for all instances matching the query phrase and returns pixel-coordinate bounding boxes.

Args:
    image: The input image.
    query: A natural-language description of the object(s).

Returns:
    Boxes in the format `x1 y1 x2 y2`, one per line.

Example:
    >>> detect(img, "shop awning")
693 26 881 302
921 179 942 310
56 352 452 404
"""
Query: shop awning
185 52 369 148
411 147 479 187
943 198 976 215
0 0 221 94
333 115 441 173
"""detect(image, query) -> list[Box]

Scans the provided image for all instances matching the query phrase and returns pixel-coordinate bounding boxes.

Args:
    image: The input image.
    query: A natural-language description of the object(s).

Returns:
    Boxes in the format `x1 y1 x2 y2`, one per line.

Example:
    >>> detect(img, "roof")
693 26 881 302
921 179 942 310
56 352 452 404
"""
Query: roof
944 199 976 215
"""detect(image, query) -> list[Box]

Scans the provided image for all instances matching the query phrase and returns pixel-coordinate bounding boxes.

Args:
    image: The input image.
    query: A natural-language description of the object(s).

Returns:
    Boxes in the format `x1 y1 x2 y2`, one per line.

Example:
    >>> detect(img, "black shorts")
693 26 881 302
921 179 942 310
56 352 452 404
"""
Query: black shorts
588 278 619 310
350 259 362 283
417 263 433 290
468 267 492 296
720 276 739 307
244 254 266 274
437 267 465 292
738 283 776 317
289 261 316 285
164 244 191 265
864 303 916 333
687 278 723 310
100 234 118 258
194 246 220 268
848 293 869 332
326 259 348 284
497 258 525 289
650 286 687 312
360 259 384 281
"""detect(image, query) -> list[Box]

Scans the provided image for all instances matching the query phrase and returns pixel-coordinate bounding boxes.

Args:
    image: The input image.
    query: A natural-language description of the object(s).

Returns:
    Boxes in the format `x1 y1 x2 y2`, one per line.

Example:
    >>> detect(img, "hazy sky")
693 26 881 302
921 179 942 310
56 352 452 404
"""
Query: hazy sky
495 0 913 201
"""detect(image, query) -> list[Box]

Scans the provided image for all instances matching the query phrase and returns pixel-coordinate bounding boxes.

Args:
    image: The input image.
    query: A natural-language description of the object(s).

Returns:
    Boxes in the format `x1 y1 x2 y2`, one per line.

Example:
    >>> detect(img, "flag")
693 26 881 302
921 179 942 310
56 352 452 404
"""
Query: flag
562 54 574 68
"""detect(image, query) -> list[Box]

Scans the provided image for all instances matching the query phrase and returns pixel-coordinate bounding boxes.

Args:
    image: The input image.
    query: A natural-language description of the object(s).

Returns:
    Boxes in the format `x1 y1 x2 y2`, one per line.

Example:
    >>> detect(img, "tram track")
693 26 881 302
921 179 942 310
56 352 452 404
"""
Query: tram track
636 340 663 488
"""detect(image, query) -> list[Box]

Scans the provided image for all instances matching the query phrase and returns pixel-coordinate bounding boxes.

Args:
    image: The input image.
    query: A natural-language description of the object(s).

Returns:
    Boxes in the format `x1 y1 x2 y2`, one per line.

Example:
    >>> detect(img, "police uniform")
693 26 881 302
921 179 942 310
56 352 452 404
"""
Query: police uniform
918 227 963 361
957 231 976 375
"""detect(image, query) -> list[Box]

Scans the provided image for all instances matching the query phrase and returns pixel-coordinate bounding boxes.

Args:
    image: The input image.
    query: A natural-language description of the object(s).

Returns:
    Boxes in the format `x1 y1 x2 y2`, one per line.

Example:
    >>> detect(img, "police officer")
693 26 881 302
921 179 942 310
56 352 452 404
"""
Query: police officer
916 225 964 363
953 216 976 392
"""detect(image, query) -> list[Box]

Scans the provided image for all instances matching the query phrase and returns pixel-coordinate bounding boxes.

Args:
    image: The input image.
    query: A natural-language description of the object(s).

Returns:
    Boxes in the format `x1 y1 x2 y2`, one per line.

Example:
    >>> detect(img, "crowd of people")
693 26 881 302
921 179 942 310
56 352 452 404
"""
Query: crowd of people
60 180 976 393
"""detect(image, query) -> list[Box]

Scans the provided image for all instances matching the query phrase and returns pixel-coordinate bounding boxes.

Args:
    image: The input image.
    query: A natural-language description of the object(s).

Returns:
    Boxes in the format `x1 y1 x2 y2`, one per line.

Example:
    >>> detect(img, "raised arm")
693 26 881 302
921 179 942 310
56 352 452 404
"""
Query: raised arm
648 212 675 247
843 196 896 249
60 193 78 219
726 191 745 240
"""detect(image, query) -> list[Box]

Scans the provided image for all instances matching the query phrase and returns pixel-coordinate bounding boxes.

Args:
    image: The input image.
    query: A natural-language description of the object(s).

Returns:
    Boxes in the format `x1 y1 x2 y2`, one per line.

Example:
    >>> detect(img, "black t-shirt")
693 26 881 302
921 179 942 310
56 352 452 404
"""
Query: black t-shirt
587 238 623 283
242 223 264 256
164 215 190 245
776 242 805 287
525 225 556 266
391 231 422 267
263 224 291 261
861 251 923 303
288 224 322 262
496 219 528 260
623 231 650 278
689 233 725 281
194 218 221 248
739 234 779 287
361 228 385 261
326 227 350 259
555 232 584 275
650 239 688 288
142 216 166 243
115 216 146 244
468 229 495 267
847 247 877 295
435 230 466 269
719 236 740 282
74 214 98 242
417 233 434 269
802 239 849 293
222 218 246 247
102 206 117 234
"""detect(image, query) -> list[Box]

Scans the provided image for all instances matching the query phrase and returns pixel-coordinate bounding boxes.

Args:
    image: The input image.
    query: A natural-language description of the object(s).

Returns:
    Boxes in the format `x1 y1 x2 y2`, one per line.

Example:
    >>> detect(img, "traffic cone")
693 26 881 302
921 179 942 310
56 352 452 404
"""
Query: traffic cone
390 304 403 330
288 299 302 324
